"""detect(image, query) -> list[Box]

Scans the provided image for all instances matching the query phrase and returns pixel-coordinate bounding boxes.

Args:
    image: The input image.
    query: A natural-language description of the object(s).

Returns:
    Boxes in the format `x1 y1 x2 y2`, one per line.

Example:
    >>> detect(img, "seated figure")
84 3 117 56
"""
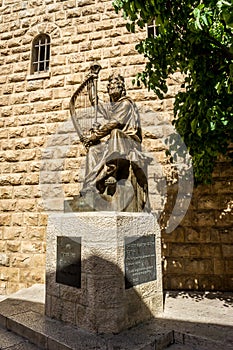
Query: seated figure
78 73 152 212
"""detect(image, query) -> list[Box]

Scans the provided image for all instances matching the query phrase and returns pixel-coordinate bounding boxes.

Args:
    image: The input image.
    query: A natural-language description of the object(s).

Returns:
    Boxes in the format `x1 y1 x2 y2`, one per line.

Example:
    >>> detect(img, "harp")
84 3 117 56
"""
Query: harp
69 62 102 148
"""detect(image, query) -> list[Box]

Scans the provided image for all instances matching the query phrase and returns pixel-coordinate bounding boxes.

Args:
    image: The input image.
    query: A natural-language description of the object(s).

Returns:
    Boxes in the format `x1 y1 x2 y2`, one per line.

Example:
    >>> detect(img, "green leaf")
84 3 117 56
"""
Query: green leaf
113 0 233 184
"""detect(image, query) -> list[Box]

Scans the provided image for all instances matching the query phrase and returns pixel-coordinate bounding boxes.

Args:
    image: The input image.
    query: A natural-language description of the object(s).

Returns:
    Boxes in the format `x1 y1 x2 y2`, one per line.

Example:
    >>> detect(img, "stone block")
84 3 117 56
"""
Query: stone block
6 241 21 253
164 258 184 273
201 244 221 258
222 244 233 258
184 258 213 274
3 227 24 240
46 212 163 334
0 267 19 282
0 254 10 267
0 187 13 199
19 268 45 284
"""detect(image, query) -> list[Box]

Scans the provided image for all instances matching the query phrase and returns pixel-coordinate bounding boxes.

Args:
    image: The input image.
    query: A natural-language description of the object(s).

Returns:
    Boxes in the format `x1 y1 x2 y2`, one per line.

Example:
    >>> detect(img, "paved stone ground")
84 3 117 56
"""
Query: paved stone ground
159 290 233 349
0 326 40 349
0 285 232 349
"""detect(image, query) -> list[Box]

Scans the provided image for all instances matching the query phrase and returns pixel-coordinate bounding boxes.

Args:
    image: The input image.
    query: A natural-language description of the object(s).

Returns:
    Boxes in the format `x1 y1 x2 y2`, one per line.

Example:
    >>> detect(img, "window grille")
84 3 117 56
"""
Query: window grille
31 34 50 74
147 19 159 38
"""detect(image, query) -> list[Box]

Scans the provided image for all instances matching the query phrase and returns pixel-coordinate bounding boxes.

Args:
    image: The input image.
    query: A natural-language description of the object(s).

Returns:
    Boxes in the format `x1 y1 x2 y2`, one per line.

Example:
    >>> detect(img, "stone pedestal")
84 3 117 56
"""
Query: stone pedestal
45 212 163 334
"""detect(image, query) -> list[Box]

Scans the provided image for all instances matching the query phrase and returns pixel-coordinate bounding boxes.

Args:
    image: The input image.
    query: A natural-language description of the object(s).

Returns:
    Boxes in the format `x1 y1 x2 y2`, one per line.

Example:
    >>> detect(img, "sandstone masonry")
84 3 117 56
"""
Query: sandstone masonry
0 0 232 294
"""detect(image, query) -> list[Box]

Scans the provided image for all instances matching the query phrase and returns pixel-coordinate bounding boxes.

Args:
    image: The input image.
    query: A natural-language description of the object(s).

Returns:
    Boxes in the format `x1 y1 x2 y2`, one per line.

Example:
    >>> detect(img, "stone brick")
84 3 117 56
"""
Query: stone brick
4 227 24 240
0 95 10 108
222 245 233 258
9 126 24 138
23 213 38 226
0 187 13 199
0 267 19 282
0 174 24 186
38 213 48 226
0 0 232 296
0 199 17 212
21 241 43 253
0 214 11 226
0 129 9 139
52 87 72 99
11 254 31 268
216 229 233 243
8 73 26 83
28 227 45 240
201 244 222 258
13 104 34 116
7 241 21 253
19 268 45 283
167 276 198 290
34 100 62 113
164 258 184 273
0 241 6 252
197 195 220 210
2 85 14 95
225 260 233 273
213 259 226 274
30 90 53 102
26 79 44 92
3 150 20 162
11 163 28 173
6 282 26 294
16 199 37 212
0 164 11 173
4 116 17 126
184 258 213 274
13 186 33 199
0 254 10 267
199 276 224 290
11 213 24 227
192 210 216 227
215 210 233 227
15 138 31 149
20 149 37 161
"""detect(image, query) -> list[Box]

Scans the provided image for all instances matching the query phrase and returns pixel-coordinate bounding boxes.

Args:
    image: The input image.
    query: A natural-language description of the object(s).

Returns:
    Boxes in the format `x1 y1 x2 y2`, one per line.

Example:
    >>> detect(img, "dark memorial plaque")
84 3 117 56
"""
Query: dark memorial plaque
56 236 81 288
125 235 156 289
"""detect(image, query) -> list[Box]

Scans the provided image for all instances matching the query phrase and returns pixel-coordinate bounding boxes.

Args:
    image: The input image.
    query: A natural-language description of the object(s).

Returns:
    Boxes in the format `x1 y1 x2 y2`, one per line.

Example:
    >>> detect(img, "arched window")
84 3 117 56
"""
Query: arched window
31 34 50 74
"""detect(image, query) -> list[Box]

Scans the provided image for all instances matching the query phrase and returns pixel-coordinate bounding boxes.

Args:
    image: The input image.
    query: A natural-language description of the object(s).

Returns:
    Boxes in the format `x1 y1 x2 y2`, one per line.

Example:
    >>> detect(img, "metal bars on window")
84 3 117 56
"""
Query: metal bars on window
32 34 50 73
147 19 159 38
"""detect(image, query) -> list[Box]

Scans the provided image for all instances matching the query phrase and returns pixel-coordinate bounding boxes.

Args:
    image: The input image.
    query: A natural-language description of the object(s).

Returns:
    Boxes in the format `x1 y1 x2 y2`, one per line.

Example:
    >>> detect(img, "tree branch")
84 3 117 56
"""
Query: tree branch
206 33 233 60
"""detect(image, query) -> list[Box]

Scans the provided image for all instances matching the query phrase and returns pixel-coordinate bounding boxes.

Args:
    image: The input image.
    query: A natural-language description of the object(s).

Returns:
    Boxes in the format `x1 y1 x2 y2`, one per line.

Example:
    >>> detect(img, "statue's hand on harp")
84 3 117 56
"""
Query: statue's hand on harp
81 132 100 149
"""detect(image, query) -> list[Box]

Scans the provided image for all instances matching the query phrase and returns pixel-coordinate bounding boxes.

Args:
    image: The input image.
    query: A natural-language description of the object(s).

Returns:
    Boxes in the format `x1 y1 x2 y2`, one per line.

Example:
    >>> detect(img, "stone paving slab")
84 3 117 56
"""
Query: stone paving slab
0 288 174 350
172 331 233 350
0 285 233 350
159 290 233 349
0 326 40 350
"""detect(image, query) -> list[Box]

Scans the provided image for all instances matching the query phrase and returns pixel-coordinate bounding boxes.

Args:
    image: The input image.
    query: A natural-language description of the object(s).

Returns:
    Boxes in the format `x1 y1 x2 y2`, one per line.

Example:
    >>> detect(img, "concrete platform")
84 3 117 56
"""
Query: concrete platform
0 285 232 350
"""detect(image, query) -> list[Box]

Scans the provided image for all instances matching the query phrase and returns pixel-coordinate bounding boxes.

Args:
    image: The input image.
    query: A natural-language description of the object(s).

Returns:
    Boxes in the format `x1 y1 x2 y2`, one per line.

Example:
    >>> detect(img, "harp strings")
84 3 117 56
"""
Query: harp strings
74 79 95 137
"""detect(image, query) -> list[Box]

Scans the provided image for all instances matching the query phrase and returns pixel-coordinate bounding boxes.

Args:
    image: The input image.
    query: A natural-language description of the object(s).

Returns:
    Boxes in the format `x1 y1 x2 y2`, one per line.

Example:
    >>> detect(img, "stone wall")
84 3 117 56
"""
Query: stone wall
162 156 233 291
0 0 232 294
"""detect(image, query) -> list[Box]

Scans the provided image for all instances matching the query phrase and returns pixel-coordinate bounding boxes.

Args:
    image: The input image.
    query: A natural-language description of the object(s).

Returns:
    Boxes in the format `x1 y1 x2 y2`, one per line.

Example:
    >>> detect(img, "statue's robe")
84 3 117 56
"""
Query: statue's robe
81 96 151 211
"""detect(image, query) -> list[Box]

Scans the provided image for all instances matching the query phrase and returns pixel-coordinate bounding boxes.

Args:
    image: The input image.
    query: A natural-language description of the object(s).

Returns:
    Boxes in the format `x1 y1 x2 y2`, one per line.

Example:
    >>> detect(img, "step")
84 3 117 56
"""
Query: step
0 325 40 350
0 296 174 350
165 331 233 350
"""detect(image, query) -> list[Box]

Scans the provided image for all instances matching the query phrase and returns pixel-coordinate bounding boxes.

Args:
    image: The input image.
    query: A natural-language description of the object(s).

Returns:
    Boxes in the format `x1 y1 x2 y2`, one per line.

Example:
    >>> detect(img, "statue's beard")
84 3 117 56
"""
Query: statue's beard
109 89 122 102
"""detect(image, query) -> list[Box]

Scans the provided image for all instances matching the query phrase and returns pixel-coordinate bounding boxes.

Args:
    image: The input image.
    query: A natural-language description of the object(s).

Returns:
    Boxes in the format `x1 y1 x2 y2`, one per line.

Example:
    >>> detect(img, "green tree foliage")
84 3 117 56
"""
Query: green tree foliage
113 0 233 184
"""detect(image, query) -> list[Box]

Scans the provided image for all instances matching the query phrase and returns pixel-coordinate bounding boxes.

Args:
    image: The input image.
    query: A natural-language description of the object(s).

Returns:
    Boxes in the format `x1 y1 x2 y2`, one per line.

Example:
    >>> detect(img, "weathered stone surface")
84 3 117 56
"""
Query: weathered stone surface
46 212 163 333
0 0 232 296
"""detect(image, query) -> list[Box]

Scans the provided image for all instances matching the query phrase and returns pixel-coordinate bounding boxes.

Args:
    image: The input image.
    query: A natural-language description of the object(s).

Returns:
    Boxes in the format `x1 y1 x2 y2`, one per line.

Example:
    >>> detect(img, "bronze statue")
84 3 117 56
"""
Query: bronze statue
68 63 151 212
